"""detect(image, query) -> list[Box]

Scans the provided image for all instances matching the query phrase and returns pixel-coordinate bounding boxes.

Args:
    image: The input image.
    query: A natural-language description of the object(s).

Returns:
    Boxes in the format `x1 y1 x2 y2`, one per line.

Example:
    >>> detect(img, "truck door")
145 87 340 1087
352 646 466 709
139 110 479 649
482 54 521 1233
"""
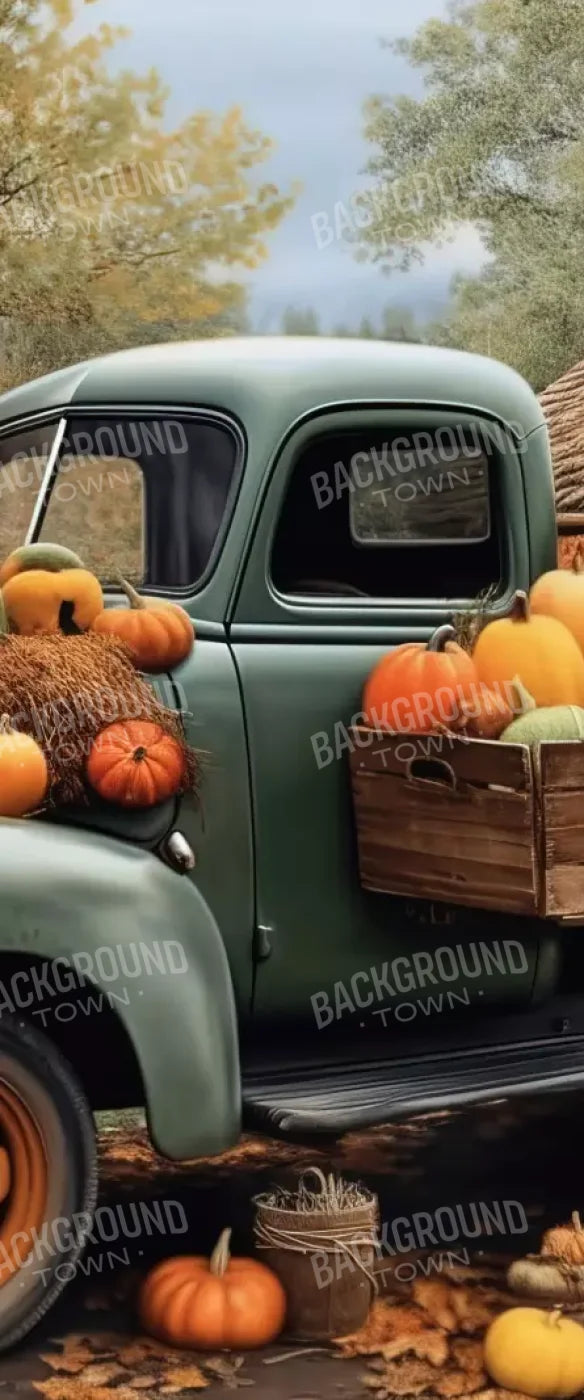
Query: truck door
231 406 555 1041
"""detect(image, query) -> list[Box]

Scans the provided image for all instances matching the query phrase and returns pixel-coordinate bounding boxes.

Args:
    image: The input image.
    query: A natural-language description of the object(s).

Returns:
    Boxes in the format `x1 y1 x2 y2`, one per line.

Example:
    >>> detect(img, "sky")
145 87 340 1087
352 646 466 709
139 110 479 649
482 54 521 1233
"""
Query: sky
79 0 486 332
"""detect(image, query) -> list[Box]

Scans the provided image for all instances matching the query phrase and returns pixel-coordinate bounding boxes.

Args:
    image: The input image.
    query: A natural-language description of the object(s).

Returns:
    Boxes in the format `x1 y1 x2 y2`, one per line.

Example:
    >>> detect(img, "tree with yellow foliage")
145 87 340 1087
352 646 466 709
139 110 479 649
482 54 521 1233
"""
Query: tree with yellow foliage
0 0 295 386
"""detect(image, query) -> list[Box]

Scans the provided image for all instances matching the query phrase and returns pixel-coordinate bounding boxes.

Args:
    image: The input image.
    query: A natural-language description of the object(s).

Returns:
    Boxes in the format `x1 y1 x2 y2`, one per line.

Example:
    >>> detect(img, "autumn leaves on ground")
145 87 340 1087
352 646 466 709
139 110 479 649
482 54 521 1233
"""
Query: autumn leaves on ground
5 1092 583 1399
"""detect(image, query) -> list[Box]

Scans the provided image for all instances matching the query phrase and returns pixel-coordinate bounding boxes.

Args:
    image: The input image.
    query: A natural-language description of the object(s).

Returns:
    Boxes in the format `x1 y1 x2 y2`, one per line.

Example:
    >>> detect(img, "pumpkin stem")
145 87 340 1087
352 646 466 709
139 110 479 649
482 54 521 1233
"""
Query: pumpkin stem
133 746 147 762
508 590 530 623
428 624 458 653
548 1307 564 1326
572 1211 582 1232
0 714 13 736
508 676 537 716
115 573 146 611
209 1227 232 1278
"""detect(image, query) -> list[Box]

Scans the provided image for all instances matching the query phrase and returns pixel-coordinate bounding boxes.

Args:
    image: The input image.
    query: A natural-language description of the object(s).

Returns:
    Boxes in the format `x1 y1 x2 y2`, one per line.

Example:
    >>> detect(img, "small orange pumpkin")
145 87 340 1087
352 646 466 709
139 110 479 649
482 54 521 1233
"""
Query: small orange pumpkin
138 1227 287 1350
531 547 584 652
451 675 535 739
0 715 48 817
86 720 185 807
362 624 477 733
91 578 194 672
473 591 584 708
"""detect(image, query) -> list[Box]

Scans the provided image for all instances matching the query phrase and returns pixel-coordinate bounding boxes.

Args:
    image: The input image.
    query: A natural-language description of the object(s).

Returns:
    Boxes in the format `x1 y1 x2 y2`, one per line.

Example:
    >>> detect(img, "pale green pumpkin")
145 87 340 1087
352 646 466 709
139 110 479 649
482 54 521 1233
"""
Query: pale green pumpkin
501 706 584 745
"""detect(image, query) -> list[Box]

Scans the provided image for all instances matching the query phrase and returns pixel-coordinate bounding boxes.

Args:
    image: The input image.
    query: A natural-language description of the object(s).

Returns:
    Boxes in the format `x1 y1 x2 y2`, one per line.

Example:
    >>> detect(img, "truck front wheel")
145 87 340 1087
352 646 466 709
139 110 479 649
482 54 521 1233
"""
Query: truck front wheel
0 1016 97 1350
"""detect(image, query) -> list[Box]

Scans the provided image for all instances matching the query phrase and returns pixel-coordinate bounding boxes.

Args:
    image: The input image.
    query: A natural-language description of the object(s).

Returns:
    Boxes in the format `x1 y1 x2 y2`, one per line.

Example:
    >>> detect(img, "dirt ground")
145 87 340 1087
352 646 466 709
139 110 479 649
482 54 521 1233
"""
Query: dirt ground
1 1088 584 1399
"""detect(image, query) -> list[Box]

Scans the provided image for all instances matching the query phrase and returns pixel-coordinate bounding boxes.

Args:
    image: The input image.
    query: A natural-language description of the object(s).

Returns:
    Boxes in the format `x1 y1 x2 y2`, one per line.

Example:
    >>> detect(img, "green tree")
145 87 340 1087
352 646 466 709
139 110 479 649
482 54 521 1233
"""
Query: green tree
281 306 320 335
379 305 424 342
0 0 294 388
359 0 584 389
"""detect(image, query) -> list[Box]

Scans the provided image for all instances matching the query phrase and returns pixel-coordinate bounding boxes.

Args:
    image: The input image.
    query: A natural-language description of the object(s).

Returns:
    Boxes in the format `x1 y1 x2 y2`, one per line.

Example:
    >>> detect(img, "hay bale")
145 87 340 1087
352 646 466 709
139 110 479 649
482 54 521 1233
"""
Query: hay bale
0 632 198 807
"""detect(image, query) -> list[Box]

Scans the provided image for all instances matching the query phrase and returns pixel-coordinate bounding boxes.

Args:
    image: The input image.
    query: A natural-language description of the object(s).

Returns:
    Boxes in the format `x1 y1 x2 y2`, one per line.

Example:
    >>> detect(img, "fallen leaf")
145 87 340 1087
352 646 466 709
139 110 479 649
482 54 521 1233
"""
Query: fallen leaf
75 1363 126 1386
363 1357 440 1395
380 1327 449 1367
118 1338 176 1366
434 1370 488 1397
450 1289 495 1335
203 1355 252 1388
204 1356 245 1375
122 1379 157 1391
451 1339 485 1375
48 1335 104 1355
461 1392 534 1400
335 1301 430 1356
412 1279 458 1330
39 1348 96 1375
34 1384 130 1400
160 1365 209 1392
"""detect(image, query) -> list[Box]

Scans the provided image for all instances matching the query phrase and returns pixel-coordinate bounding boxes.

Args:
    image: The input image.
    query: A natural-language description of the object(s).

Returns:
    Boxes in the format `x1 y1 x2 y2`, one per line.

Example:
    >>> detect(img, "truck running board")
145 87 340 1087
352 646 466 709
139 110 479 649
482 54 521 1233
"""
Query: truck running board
242 1034 584 1137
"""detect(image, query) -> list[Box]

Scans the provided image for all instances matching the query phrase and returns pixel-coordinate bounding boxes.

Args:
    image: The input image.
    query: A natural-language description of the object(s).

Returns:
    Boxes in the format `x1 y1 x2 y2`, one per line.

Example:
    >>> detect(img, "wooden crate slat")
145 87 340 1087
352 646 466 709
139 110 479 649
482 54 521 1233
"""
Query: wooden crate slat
543 864 584 918
349 728 532 789
358 859 538 916
539 742 584 789
353 771 533 833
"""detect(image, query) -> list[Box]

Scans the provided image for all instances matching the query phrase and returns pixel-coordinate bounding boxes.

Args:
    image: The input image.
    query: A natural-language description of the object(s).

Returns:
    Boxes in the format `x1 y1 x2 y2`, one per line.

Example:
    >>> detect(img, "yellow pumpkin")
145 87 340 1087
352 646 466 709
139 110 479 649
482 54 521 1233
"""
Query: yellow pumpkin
2 568 103 634
473 591 584 708
484 1307 584 1399
0 716 48 817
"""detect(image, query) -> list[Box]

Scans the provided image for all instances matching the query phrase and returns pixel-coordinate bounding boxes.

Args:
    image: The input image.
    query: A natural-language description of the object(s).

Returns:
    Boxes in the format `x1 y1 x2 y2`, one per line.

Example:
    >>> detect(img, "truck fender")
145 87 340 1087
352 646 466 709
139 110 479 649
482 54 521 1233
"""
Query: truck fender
0 818 241 1161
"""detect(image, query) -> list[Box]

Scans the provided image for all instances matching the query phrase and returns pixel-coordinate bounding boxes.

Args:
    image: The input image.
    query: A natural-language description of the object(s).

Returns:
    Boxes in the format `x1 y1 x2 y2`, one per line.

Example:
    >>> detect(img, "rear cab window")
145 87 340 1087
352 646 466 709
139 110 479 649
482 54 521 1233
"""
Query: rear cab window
270 420 505 603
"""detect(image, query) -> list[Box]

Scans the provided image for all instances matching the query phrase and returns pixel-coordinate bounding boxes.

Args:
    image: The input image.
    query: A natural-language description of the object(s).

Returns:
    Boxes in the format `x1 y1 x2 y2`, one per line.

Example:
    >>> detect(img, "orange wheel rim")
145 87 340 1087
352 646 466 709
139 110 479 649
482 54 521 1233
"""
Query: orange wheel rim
0 1082 48 1285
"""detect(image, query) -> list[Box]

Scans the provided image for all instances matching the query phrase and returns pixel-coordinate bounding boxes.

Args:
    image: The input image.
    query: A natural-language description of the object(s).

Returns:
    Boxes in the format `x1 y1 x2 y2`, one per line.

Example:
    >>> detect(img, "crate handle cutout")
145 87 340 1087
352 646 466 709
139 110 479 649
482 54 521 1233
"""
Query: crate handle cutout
405 756 457 789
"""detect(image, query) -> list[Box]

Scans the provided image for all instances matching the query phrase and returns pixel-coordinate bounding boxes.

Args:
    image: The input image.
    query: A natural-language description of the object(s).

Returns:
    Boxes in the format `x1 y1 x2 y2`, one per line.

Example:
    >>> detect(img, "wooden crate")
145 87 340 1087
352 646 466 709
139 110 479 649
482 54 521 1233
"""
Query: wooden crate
348 729 584 920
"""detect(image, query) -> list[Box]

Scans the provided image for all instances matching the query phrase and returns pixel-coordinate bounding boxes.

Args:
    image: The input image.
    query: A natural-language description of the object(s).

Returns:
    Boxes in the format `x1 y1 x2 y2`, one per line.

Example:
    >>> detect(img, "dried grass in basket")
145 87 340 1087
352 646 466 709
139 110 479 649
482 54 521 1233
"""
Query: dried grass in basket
253 1168 380 1341
0 631 200 807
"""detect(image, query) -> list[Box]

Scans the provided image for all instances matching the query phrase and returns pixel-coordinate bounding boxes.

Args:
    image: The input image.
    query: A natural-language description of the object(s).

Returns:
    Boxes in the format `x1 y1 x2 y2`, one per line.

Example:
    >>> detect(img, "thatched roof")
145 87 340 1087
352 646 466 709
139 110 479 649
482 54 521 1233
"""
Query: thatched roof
539 360 584 515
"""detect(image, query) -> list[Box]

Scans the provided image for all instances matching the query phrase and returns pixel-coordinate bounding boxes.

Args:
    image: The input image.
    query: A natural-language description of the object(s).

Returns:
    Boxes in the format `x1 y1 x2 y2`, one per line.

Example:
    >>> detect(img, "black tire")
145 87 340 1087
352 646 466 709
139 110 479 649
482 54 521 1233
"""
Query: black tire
0 1015 97 1351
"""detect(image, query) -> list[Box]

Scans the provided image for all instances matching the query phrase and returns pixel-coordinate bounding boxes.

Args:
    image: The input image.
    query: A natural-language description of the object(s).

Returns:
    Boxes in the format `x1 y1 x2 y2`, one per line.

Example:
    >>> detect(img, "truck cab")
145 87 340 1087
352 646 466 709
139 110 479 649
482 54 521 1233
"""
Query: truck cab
0 335 573 1346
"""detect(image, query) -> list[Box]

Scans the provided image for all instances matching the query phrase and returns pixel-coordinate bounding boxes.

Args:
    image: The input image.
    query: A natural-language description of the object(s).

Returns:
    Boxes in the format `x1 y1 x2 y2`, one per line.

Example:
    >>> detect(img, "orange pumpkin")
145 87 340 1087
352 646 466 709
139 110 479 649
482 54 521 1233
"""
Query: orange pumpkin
2 567 103 634
473 591 584 708
0 716 48 817
531 548 584 652
362 624 477 733
451 675 535 739
139 1228 286 1350
91 578 194 672
86 720 185 807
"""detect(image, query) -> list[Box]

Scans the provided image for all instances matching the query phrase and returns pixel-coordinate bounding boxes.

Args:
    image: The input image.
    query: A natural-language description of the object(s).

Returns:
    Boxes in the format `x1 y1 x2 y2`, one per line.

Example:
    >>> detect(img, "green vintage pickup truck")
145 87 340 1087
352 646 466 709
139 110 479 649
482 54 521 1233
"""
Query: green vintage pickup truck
0 335 572 1343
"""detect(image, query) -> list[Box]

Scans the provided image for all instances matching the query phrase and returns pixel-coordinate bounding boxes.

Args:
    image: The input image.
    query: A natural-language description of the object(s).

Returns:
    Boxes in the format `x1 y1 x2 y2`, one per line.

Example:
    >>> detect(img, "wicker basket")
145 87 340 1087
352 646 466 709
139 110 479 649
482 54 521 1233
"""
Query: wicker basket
253 1170 379 1342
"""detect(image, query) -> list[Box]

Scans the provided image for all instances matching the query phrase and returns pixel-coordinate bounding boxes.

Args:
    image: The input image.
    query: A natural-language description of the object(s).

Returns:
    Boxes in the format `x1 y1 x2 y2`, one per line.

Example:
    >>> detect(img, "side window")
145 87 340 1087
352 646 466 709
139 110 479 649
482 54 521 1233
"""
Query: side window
0 421 60 561
270 425 501 600
38 414 241 588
